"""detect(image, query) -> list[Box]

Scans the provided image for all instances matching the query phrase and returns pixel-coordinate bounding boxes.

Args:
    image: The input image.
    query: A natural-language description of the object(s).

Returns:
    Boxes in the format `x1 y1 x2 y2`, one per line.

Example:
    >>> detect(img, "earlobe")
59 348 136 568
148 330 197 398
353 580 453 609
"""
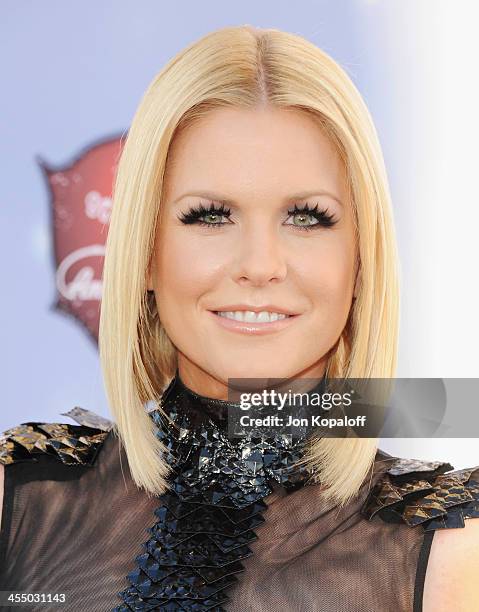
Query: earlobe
353 267 361 299
146 263 153 292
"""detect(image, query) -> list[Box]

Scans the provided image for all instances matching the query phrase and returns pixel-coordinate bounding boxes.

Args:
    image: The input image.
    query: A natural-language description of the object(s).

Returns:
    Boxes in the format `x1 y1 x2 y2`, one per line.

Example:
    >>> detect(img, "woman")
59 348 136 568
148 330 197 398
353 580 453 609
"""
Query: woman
1 25 478 612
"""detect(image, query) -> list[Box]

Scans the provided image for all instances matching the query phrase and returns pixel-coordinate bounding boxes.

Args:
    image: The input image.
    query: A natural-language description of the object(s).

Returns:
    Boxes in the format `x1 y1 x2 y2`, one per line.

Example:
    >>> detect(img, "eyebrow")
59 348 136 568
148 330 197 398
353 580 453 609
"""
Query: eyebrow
172 189 344 207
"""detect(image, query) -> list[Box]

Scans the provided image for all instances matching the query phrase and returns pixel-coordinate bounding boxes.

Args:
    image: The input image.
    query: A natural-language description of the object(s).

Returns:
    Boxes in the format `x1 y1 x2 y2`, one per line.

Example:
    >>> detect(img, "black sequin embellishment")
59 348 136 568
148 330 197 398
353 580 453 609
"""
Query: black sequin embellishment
361 457 479 531
0 421 109 467
114 373 322 611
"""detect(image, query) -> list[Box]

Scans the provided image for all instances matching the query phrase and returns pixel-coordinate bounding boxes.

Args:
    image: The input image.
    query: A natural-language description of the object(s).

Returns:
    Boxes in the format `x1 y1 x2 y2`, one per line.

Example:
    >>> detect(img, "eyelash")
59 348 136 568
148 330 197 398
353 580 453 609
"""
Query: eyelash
178 201 338 231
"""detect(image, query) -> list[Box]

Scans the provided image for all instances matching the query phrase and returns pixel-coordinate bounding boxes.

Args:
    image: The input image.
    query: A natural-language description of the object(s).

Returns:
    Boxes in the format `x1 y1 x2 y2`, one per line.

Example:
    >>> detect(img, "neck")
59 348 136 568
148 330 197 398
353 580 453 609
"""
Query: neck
150 369 319 494
176 355 329 400
160 370 235 429
157 368 328 442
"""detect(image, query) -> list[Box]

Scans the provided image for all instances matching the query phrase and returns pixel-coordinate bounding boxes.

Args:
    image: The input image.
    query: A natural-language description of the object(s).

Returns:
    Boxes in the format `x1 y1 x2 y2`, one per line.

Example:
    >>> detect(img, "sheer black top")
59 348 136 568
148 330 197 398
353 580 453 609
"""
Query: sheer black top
1 378 479 611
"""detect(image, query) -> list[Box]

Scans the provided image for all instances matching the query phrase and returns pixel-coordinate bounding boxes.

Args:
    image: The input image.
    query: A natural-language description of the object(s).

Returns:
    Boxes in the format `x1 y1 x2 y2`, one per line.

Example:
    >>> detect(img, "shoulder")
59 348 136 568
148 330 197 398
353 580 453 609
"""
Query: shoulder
361 455 479 530
423 514 479 611
362 453 479 611
0 463 4 528
0 407 113 469
0 408 114 528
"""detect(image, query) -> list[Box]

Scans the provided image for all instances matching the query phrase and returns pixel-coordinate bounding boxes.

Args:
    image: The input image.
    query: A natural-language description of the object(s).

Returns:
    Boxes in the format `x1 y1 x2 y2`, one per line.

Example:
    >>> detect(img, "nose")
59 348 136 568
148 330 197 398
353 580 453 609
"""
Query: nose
232 224 288 286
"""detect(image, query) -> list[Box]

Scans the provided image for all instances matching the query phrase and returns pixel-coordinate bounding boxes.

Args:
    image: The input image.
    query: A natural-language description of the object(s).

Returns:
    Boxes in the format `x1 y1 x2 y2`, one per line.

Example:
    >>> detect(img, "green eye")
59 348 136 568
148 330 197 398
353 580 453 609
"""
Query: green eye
285 204 338 231
201 213 224 224
179 202 232 227
291 212 318 226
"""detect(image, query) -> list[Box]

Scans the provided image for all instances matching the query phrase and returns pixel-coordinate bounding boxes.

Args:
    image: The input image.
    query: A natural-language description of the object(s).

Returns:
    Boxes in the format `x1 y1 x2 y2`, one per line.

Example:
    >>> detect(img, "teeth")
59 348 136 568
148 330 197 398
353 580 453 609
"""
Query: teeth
216 310 290 323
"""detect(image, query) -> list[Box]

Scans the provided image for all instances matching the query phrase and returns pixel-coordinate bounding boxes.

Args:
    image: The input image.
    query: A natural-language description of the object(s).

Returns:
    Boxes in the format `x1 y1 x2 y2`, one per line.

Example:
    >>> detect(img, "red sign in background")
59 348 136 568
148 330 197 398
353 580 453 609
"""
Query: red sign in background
37 135 125 344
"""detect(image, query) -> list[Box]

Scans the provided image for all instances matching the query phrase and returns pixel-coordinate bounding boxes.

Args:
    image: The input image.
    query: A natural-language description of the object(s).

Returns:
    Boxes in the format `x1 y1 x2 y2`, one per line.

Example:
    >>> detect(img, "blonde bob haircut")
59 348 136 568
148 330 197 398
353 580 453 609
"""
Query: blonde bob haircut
99 25 400 508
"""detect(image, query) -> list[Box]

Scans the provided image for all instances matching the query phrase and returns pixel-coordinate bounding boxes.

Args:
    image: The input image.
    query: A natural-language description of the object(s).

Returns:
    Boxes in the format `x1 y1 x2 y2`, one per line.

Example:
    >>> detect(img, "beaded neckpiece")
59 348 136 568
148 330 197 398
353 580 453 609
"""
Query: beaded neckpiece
113 373 324 611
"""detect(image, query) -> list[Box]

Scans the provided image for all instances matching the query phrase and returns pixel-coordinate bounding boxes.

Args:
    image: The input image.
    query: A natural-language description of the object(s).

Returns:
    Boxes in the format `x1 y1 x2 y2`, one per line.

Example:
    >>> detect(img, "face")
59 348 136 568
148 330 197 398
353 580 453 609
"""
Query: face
148 106 359 397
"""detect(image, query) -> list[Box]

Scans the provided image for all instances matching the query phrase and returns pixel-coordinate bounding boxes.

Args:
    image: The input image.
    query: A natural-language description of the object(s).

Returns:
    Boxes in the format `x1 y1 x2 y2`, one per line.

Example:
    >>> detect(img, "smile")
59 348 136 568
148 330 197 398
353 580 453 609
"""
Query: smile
215 310 290 323
208 309 300 335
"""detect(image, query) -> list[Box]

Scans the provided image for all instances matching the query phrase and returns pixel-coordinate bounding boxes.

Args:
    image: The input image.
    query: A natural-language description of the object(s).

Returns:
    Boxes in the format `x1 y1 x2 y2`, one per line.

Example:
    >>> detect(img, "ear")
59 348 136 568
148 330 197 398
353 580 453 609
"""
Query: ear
353 266 361 299
146 261 154 292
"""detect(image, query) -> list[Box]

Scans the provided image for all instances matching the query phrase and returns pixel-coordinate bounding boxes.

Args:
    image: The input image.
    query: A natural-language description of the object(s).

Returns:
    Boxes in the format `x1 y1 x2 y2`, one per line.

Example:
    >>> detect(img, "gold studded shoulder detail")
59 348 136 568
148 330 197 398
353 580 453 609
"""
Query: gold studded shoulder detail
0 407 114 467
361 457 479 531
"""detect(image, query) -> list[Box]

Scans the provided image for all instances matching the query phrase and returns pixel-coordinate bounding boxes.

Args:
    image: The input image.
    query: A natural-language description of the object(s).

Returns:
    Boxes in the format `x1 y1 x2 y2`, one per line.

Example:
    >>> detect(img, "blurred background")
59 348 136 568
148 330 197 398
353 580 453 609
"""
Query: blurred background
1 1 478 467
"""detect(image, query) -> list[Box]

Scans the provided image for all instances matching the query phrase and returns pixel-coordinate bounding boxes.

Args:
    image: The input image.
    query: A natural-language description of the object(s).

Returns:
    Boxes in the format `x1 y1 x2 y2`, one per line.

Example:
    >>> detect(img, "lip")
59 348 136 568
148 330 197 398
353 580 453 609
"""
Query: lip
212 304 300 316
207 308 301 335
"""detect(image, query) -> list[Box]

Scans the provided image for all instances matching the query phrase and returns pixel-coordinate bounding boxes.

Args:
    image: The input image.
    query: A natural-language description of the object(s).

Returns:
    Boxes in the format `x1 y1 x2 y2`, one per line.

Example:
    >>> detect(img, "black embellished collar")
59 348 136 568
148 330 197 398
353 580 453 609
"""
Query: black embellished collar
114 372 324 611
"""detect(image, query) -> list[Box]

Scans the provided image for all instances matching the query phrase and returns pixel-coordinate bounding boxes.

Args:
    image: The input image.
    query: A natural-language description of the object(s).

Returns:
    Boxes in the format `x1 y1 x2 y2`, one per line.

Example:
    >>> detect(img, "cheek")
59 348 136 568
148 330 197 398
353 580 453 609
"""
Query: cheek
154 231 227 310
295 238 355 312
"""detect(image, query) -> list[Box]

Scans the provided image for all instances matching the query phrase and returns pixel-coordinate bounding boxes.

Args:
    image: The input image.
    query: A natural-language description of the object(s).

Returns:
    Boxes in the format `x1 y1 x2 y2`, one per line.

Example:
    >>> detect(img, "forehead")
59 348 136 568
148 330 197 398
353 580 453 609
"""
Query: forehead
163 106 347 201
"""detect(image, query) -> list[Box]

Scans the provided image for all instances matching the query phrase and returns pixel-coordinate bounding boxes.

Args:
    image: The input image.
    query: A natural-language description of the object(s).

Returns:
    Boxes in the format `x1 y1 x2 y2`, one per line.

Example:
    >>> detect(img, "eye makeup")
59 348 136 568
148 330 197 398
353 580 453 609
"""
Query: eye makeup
285 203 338 230
177 200 339 231
178 202 232 226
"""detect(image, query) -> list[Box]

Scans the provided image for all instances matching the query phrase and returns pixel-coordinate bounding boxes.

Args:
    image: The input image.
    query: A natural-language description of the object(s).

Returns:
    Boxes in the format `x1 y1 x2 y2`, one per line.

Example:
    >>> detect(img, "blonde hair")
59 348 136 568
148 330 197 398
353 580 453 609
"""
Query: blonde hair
99 25 400 507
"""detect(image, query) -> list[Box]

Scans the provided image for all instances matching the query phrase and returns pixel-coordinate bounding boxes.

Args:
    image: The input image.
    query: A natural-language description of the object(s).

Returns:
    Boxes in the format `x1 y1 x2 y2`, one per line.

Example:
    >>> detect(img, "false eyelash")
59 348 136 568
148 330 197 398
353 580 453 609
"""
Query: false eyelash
177 201 338 230
286 203 338 229
178 202 232 226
